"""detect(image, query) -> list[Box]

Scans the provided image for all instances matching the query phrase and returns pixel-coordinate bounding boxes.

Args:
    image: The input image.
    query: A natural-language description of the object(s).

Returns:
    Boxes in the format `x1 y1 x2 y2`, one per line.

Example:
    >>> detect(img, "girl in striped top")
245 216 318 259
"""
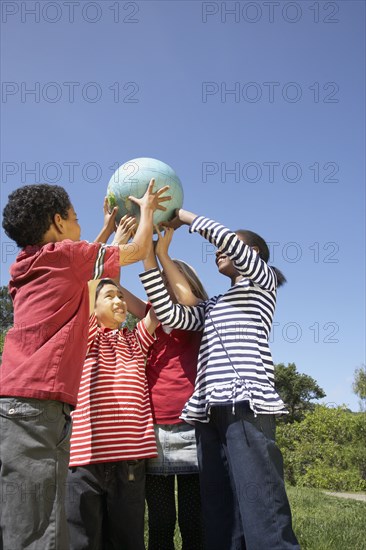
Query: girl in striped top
140 209 300 550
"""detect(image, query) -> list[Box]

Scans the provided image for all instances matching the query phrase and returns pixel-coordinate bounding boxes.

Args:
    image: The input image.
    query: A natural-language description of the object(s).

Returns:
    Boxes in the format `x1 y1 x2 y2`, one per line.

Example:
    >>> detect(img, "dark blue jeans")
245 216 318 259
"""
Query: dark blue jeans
66 460 146 550
195 402 300 550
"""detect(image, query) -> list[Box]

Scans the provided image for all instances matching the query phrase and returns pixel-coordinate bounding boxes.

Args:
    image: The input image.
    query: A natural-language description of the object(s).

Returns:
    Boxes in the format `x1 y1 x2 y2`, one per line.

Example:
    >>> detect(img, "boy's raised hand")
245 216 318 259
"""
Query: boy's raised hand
116 179 171 266
129 178 171 213
113 215 137 245
95 198 119 244
102 197 119 236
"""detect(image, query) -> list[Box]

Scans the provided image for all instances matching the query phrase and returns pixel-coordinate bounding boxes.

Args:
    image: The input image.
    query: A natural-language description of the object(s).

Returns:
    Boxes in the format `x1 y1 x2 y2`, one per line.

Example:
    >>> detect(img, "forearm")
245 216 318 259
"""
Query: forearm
143 308 159 336
88 280 99 315
191 216 276 290
140 268 203 330
119 207 153 265
143 242 159 271
120 286 146 320
177 208 197 226
158 253 201 306
95 226 113 244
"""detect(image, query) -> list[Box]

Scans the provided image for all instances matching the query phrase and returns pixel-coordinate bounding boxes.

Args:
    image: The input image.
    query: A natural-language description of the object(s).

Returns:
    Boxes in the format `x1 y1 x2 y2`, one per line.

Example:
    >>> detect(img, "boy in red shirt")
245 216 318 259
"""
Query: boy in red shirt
0 181 169 550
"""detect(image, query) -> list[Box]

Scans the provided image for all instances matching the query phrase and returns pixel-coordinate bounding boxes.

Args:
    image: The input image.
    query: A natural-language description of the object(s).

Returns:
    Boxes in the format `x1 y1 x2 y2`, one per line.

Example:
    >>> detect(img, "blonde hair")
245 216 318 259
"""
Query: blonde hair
172 259 209 301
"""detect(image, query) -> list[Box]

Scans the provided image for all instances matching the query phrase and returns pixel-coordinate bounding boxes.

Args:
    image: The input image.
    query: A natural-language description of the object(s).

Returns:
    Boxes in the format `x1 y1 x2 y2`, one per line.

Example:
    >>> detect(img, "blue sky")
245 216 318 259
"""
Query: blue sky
1 0 365 411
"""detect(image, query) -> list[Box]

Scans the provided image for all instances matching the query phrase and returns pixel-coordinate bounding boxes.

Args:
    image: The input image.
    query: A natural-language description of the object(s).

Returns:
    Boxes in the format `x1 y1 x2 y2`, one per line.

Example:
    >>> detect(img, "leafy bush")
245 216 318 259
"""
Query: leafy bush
277 405 366 491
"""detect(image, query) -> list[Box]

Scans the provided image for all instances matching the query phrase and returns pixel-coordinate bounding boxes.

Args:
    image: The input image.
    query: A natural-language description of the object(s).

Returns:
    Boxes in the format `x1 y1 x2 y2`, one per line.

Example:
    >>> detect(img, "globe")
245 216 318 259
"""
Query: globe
107 157 184 227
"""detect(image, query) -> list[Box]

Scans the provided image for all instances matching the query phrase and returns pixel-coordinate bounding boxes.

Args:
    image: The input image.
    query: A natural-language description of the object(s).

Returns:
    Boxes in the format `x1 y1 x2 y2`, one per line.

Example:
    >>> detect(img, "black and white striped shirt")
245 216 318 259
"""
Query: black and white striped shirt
140 216 287 421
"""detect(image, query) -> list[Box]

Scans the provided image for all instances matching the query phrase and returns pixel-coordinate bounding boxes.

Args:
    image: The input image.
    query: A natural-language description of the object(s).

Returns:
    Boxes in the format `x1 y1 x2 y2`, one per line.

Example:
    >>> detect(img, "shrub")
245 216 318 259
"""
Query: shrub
277 405 366 491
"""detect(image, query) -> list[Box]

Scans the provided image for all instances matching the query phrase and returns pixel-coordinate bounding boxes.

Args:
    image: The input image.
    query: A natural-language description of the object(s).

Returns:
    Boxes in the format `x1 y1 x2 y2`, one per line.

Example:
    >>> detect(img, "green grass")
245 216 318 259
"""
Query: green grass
288 486 366 550
144 487 365 549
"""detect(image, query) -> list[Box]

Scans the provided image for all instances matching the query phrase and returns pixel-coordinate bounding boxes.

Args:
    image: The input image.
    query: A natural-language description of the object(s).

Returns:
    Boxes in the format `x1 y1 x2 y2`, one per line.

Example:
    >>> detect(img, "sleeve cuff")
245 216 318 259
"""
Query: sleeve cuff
137 318 157 353
189 215 205 234
139 267 161 280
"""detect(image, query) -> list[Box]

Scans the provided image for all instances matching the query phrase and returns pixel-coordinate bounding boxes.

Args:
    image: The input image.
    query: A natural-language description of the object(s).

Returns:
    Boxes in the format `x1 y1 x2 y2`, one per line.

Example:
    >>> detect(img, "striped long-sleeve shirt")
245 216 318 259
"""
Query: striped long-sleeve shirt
140 216 287 421
69 315 157 466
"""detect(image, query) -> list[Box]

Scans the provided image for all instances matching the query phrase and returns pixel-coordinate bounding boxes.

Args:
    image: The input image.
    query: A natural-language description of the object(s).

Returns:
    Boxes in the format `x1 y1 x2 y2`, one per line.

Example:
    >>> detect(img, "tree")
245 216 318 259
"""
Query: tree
0 285 13 356
124 312 139 332
274 362 326 423
353 365 366 411
0 285 13 330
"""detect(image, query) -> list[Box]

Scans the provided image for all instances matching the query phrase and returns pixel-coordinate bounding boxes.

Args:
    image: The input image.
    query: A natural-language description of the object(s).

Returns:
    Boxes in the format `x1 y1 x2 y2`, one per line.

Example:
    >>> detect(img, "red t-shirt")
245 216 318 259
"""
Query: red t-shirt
146 325 202 424
0 240 120 405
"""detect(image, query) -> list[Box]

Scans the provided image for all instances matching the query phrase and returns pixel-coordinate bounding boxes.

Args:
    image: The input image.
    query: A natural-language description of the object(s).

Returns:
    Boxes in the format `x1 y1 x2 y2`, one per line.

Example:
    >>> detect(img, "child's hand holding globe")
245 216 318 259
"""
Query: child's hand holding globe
107 158 184 228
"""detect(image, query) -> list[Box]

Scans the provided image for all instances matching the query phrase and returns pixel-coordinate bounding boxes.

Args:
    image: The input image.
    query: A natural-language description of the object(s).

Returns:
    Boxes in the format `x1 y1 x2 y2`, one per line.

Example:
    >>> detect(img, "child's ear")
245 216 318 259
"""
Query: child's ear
252 245 260 255
53 213 64 233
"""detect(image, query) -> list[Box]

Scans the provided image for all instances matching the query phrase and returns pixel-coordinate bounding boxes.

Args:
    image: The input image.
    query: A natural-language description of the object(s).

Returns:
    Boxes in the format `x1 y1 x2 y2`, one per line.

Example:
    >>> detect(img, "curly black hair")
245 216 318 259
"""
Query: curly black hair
2 184 72 248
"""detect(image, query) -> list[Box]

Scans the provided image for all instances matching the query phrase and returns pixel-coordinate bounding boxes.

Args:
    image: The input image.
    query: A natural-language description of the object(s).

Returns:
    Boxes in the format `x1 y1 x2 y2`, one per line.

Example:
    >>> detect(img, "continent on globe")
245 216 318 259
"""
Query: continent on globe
107 157 184 226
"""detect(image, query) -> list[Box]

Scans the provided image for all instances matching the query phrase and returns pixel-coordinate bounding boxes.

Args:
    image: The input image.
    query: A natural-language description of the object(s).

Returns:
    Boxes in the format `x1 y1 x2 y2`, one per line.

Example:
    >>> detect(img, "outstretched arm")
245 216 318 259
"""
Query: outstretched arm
165 207 277 291
162 208 197 229
155 226 202 306
97 179 170 266
119 286 147 321
90 212 137 315
190 216 277 291
142 307 159 336
95 198 137 244
119 284 159 336
94 199 119 244
140 268 205 331
143 239 159 272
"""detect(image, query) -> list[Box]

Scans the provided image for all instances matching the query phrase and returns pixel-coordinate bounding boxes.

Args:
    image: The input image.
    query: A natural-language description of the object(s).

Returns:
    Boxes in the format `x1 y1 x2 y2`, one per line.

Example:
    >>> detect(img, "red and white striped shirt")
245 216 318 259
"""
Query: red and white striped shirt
69 315 157 466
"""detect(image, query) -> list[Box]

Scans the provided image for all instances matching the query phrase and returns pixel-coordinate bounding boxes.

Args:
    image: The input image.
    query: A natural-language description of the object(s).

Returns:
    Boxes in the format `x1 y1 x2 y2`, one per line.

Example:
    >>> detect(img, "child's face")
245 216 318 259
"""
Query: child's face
62 206 81 241
215 249 239 278
94 283 127 329
215 233 257 279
